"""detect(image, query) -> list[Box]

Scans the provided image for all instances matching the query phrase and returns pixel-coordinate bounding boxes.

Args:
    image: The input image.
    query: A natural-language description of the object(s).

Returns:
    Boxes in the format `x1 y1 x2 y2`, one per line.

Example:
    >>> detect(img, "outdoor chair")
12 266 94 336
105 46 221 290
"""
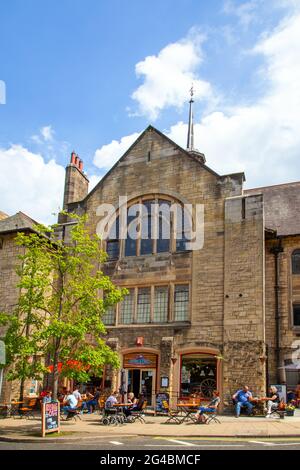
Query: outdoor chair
65 408 82 421
18 398 37 419
65 400 83 421
130 400 147 423
162 400 182 424
202 409 221 424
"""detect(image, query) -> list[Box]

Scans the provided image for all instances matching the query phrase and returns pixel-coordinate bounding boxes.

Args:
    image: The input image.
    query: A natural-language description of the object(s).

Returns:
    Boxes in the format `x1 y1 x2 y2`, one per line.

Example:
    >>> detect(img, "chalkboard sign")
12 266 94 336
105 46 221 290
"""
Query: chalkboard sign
42 401 60 437
155 392 169 413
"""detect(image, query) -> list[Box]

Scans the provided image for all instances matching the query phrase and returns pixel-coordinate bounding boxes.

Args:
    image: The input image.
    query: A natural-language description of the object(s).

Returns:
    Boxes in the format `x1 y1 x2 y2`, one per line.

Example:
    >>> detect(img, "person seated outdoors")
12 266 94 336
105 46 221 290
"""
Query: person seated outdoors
131 394 145 412
72 386 81 402
86 387 101 413
232 385 253 417
259 386 280 417
63 390 78 415
104 391 119 415
124 392 138 417
42 390 52 404
287 389 296 403
195 390 220 423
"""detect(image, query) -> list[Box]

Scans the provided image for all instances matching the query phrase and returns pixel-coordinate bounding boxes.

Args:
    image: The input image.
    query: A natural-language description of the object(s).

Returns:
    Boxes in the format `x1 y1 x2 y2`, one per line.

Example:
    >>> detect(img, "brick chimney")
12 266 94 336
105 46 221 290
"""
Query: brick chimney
58 151 89 223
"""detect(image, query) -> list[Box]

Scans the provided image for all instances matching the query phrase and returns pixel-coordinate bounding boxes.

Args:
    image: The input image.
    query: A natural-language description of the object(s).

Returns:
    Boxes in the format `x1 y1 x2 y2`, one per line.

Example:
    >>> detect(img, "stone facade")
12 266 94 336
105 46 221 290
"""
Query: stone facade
2 125 300 407
59 125 294 408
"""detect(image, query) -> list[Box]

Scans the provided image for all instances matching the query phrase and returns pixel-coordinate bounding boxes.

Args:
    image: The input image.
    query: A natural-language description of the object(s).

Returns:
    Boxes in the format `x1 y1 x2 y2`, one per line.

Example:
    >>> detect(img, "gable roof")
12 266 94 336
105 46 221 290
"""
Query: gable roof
85 125 245 203
0 211 39 235
245 181 300 237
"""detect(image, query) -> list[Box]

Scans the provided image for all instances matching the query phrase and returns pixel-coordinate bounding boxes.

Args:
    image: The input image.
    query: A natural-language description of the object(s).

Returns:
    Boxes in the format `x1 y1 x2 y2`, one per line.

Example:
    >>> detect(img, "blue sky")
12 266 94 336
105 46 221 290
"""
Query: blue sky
1 0 300 222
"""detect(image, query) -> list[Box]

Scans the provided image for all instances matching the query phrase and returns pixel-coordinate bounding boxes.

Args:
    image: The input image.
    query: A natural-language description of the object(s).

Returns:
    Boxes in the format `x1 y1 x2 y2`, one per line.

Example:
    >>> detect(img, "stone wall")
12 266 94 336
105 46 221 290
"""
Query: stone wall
69 127 251 399
223 194 266 400
265 236 300 385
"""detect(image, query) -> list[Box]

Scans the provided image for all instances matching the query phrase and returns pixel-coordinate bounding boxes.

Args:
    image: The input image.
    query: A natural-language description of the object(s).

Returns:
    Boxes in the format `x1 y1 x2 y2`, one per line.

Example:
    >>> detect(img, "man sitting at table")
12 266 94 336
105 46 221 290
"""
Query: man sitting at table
105 391 118 410
195 391 220 423
232 385 253 417
63 390 78 414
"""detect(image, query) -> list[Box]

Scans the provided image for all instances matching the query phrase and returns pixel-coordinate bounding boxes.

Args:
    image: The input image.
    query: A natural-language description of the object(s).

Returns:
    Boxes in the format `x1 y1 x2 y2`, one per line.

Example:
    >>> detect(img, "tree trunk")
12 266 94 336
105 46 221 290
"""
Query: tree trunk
52 348 60 400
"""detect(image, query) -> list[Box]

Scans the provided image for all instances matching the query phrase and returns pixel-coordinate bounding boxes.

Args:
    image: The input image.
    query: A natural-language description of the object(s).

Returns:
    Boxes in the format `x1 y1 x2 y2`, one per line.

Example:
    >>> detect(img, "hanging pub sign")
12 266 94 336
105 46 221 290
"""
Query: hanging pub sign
41 401 60 437
123 353 157 369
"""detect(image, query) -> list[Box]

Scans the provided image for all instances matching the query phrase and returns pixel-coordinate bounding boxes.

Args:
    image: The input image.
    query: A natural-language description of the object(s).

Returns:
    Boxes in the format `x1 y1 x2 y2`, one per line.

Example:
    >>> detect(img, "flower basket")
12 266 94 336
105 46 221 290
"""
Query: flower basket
286 409 295 416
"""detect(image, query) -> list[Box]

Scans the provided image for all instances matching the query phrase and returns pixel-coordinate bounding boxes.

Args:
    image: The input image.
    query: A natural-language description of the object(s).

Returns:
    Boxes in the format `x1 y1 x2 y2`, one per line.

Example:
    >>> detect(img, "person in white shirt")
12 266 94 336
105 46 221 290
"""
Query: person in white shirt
63 390 78 413
105 391 118 410
72 387 82 401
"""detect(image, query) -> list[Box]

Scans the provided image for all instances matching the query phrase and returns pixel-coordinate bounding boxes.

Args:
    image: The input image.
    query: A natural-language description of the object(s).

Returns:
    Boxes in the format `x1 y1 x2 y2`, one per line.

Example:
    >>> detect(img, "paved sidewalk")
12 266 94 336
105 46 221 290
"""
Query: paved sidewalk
1 412 300 442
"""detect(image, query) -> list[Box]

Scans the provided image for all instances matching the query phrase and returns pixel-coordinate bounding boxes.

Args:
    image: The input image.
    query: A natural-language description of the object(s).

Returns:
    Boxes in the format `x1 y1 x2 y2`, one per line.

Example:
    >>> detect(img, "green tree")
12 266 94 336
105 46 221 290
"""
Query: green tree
0 213 126 400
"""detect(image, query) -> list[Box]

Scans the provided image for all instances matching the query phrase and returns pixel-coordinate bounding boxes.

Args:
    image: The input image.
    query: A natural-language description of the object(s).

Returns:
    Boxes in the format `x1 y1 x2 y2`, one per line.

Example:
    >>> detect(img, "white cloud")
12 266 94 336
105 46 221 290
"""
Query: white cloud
41 125 54 142
93 132 140 170
0 145 65 224
31 125 54 144
167 9 300 187
88 174 102 191
131 32 215 120
223 1 258 28
97 8 300 189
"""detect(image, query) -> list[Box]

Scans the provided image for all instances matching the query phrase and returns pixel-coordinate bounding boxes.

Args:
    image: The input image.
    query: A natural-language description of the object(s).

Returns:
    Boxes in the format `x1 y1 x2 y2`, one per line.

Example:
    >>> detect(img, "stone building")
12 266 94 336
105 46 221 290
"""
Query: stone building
1 106 300 407
0 211 42 400
56 109 300 408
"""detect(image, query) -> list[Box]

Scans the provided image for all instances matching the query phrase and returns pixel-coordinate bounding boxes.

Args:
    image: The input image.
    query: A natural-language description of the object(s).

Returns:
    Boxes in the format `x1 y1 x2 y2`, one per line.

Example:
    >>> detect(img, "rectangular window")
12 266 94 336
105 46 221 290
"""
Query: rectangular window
140 201 153 255
157 200 170 253
106 240 119 259
120 289 134 324
137 287 151 323
102 306 116 326
175 205 190 252
125 208 138 256
154 286 168 323
293 304 300 326
174 285 189 321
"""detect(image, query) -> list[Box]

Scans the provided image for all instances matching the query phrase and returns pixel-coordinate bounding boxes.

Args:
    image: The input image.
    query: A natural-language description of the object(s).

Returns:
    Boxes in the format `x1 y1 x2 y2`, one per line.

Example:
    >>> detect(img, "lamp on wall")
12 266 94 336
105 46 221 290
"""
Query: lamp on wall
171 357 177 365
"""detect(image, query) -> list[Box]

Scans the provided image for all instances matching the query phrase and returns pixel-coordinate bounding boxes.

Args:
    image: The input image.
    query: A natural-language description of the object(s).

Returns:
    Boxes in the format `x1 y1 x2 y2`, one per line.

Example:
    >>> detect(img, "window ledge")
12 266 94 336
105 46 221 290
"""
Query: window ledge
104 321 191 329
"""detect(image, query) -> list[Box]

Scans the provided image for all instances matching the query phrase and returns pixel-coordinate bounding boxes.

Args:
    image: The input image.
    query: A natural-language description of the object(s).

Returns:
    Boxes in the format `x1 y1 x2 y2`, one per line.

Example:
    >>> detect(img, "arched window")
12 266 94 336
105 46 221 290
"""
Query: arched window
106 195 191 259
292 250 300 274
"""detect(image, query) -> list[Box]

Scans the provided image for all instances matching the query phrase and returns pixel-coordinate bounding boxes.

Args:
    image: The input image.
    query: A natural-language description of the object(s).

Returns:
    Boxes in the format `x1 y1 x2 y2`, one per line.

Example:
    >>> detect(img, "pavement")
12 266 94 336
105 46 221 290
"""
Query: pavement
1 410 300 442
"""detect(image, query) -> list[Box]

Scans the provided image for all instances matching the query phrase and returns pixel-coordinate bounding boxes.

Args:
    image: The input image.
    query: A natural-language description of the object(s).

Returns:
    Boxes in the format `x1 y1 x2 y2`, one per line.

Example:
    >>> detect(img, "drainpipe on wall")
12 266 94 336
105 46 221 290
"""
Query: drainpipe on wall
270 239 283 384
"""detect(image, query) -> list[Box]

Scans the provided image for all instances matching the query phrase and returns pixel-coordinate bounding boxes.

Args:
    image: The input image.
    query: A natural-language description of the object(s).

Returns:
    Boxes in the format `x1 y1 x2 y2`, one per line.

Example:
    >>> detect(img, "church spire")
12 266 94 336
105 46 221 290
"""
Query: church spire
185 85 206 164
187 85 194 151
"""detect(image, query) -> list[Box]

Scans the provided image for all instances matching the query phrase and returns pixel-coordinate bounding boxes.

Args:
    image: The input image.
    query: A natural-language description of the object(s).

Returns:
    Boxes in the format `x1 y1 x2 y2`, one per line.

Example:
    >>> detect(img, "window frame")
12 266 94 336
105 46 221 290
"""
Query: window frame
292 249 300 275
105 195 191 259
292 303 300 328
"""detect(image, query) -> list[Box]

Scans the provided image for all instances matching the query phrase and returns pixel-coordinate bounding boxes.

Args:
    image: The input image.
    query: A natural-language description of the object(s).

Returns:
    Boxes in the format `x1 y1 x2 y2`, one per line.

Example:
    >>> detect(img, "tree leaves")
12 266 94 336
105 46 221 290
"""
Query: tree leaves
1 213 126 397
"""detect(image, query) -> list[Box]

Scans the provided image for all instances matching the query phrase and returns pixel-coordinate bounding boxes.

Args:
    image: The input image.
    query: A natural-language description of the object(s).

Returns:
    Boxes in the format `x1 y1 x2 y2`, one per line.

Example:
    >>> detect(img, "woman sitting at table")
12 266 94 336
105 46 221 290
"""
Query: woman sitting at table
195 391 220 423
124 392 138 417
260 386 280 417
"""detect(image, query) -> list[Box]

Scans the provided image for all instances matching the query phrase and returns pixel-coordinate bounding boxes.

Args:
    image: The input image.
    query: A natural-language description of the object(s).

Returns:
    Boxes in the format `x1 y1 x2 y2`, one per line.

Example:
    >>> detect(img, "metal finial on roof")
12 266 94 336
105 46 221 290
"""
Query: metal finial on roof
187 84 194 151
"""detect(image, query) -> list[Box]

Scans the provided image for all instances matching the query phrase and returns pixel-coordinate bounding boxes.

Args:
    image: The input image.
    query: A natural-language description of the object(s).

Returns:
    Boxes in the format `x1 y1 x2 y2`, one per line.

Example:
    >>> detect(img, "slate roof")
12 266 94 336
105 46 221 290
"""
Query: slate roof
0 211 38 234
245 181 300 237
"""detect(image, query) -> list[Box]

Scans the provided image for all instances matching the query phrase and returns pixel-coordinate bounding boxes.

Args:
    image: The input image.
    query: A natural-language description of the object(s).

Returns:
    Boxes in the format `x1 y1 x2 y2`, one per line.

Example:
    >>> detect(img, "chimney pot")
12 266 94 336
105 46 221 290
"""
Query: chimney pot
70 151 76 164
75 155 79 167
78 159 83 171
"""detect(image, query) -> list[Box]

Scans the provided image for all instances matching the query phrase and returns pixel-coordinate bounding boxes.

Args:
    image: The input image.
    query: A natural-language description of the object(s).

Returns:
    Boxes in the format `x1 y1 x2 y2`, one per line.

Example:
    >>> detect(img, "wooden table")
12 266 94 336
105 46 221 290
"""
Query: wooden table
176 403 199 423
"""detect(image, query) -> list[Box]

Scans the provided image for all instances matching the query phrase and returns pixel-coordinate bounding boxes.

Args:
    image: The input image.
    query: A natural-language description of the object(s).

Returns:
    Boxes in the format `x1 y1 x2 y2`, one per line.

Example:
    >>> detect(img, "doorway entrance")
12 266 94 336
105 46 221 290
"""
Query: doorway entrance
123 352 158 407
127 369 155 405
